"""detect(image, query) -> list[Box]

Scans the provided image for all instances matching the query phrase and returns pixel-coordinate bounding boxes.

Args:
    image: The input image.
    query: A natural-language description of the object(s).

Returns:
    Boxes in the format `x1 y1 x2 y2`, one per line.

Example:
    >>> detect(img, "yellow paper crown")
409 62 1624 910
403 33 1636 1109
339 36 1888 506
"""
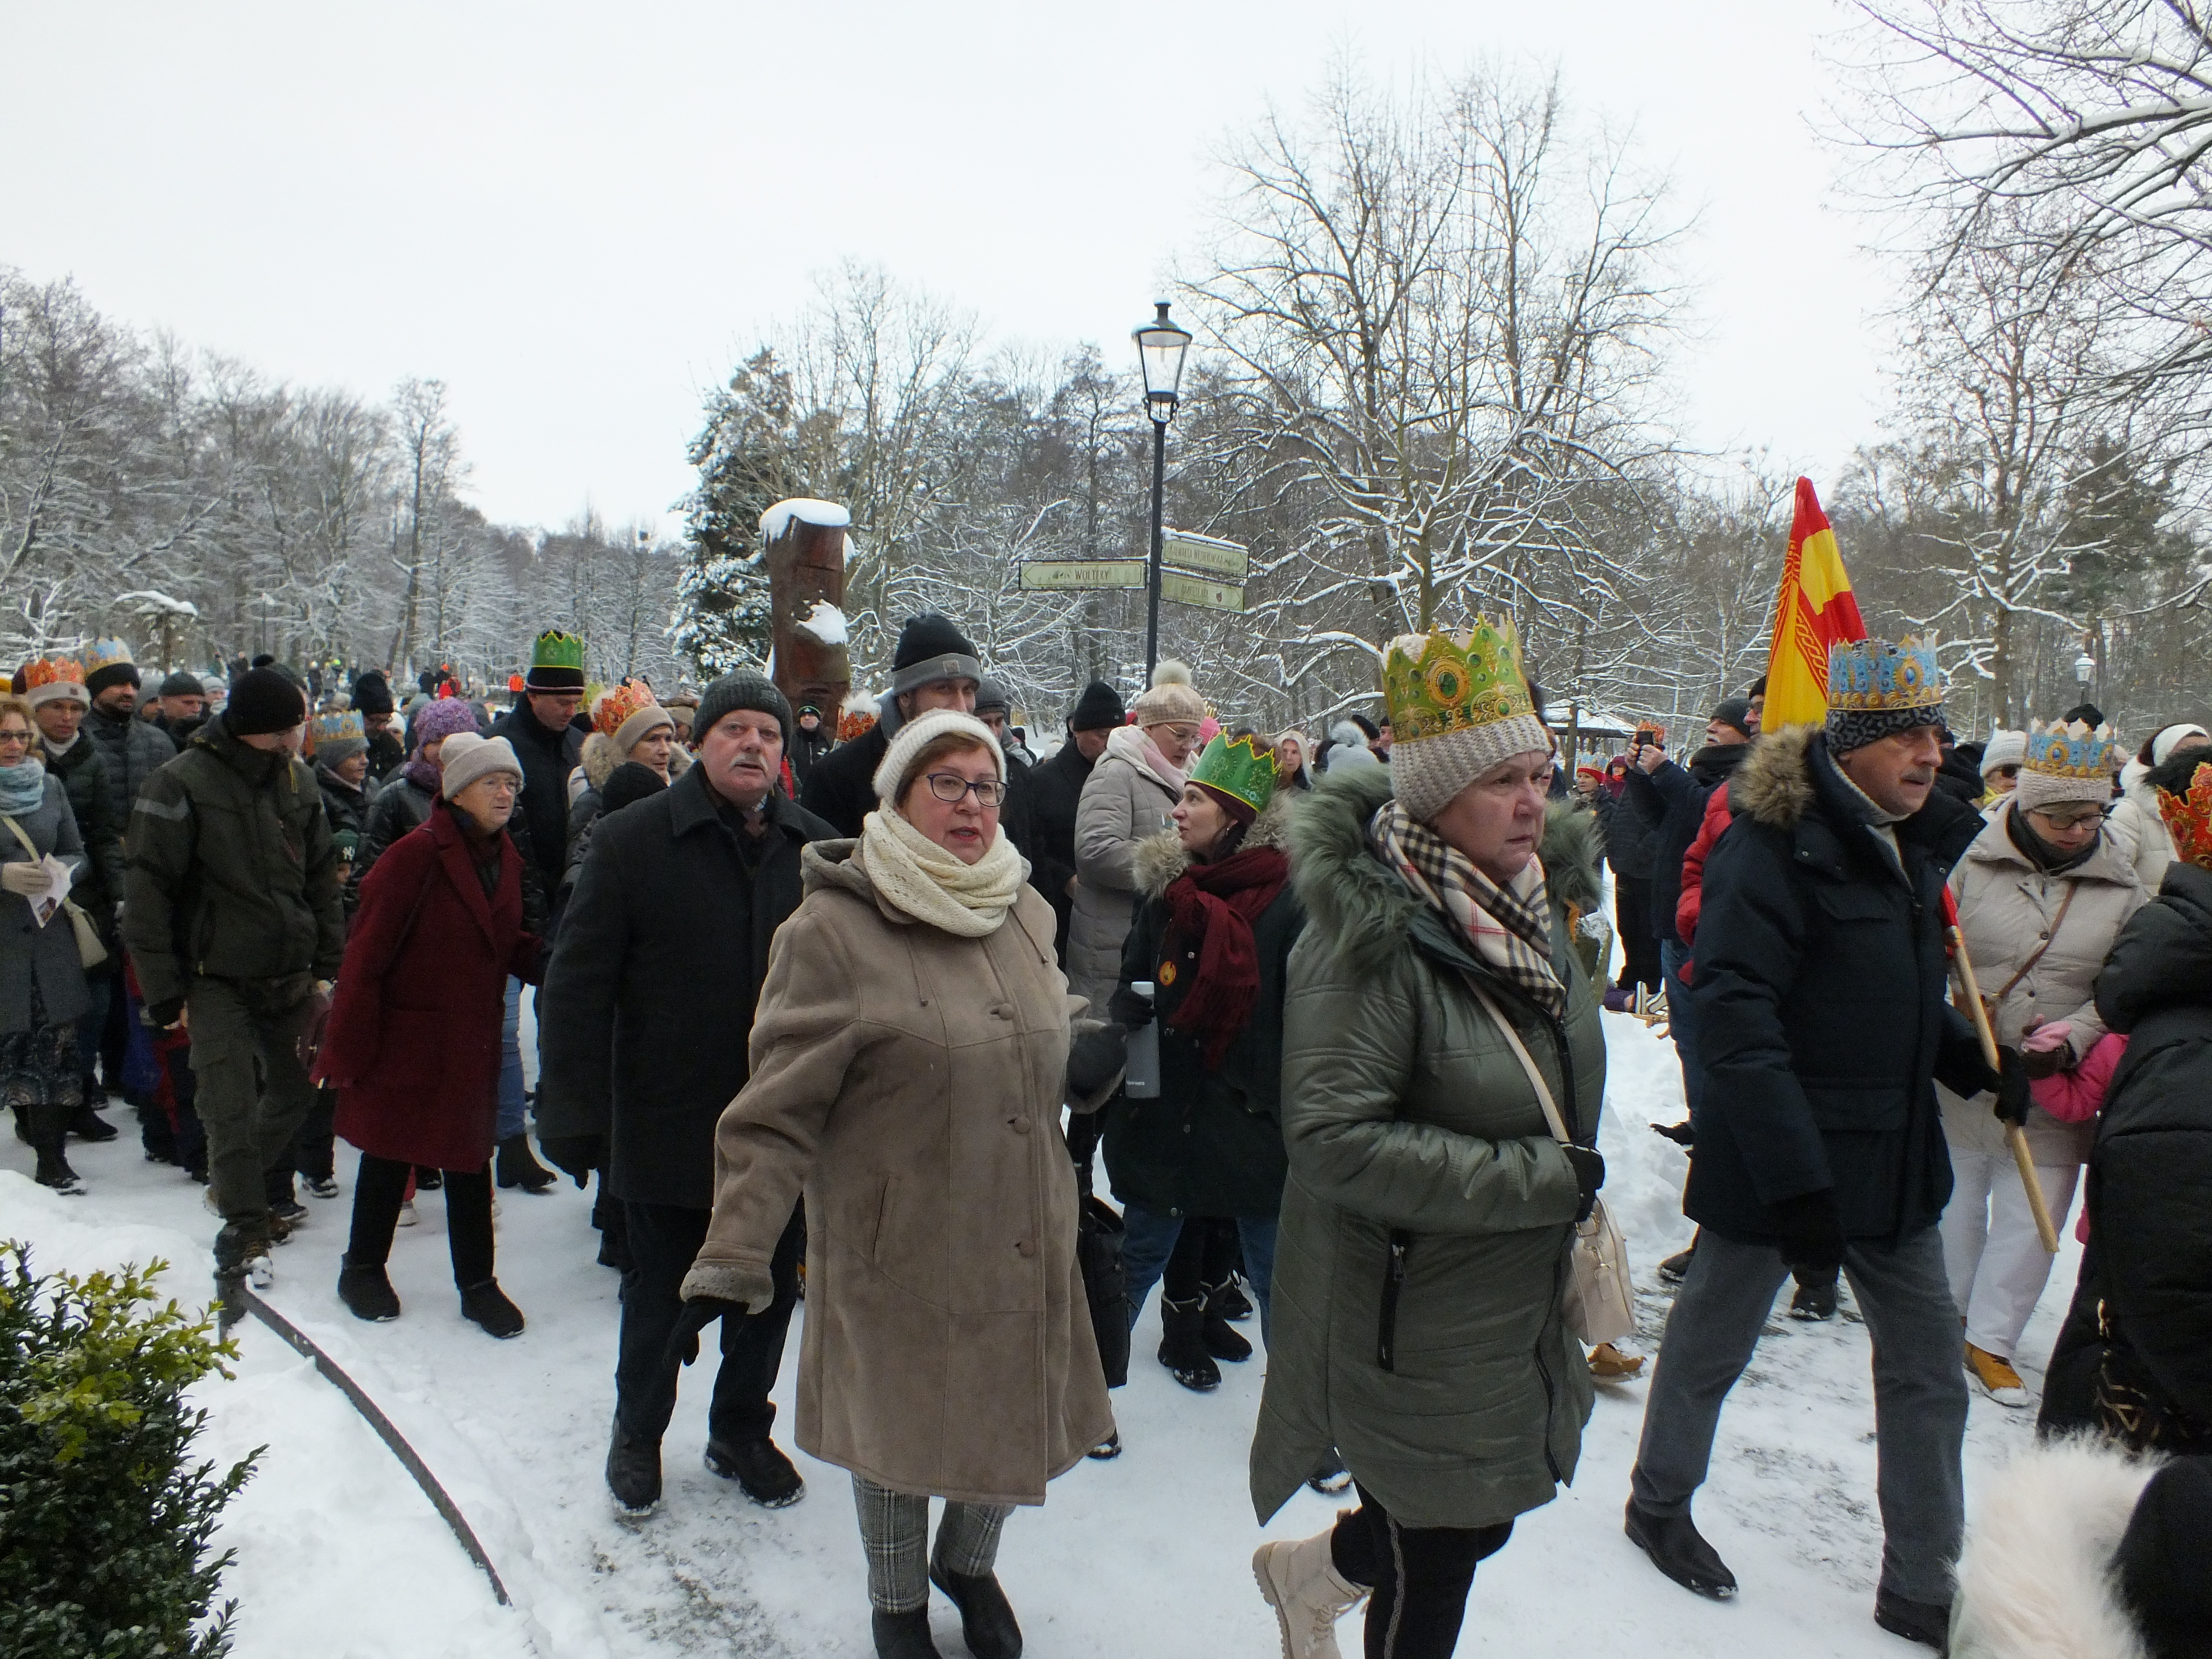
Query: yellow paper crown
1381 619 1535 744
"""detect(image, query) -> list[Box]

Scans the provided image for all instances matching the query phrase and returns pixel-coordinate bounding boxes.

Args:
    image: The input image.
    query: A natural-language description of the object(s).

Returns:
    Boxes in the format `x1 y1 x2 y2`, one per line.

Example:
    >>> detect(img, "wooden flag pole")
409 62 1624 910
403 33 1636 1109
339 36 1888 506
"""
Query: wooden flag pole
1950 925 2062 1255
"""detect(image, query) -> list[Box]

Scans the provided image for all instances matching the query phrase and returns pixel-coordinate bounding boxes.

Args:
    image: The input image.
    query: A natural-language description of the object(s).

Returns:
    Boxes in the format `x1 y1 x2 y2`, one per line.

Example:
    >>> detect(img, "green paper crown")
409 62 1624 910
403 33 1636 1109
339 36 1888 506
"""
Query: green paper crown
531 630 586 673
1381 619 1535 744
1189 733 1279 815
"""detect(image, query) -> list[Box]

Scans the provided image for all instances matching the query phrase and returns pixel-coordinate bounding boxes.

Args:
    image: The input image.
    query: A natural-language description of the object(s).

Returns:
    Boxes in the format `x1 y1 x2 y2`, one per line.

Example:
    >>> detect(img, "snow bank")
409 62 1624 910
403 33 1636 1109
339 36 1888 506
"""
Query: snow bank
794 601 848 646
756 498 850 542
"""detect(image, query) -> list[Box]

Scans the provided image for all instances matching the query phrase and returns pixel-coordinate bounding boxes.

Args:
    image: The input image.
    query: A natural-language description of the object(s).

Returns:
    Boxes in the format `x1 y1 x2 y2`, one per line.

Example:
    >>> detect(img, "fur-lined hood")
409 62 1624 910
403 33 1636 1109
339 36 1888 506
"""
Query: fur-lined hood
1950 1437 2164 1659
575 729 691 796
1289 764 1604 980
1132 793 1297 899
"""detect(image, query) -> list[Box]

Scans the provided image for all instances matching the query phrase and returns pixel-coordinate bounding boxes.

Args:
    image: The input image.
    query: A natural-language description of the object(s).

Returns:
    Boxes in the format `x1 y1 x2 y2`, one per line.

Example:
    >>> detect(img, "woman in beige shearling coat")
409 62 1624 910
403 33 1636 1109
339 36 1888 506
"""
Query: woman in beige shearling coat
1940 776 2144 1407
683 709 1111 1659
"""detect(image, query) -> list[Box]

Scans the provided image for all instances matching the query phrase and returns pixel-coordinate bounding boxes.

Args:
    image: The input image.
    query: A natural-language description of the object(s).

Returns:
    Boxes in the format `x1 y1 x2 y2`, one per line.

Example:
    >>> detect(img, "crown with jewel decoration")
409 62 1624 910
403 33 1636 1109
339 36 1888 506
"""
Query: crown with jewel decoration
2024 719 2121 781
80 638 136 677
1382 618 1537 744
22 656 89 708
1826 635 1946 713
594 681 658 738
2156 759 2212 871
1189 733 1279 816
310 708 364 748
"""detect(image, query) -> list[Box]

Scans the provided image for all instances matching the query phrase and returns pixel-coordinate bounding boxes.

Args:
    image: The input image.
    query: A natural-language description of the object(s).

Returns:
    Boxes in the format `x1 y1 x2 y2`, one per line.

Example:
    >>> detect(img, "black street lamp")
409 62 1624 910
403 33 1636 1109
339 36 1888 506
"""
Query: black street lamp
1133 300 1192 680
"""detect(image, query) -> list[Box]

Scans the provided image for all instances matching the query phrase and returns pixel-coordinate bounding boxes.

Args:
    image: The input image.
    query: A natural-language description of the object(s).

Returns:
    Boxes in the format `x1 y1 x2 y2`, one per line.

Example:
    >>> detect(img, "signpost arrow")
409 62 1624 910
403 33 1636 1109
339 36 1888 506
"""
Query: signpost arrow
1161 530 1250 581
1020 560 1150 592
1159 571 1246 613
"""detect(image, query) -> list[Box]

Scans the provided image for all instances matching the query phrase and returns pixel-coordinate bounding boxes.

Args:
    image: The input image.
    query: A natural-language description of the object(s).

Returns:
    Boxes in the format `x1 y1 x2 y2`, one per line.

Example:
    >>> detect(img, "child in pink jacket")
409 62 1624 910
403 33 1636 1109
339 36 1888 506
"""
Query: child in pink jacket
2022 1021 2128 1243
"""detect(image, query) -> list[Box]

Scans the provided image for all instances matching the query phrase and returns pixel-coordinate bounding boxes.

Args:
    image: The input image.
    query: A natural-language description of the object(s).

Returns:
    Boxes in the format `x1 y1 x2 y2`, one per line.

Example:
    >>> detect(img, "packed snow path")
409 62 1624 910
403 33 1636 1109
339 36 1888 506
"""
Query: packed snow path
2 1010 2077 1658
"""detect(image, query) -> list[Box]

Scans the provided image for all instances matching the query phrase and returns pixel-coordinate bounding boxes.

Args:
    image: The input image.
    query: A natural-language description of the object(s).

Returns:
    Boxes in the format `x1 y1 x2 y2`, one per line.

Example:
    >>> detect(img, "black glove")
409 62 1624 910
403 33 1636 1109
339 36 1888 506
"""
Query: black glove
1562 1144 1605 1225
1067 1023 1129 1099
144 998 184 1031
1770 1189 1846 1280
1991 1046 2033 1130
538 1132 607 1189
665 1295 745 1368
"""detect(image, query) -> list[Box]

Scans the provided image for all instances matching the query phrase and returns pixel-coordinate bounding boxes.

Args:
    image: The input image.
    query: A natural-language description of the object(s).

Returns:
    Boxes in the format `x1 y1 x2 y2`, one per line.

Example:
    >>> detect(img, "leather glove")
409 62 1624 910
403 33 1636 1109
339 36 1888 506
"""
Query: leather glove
0 863 44 896
666 1295 748 1368
1992 1045 2033 1130
1562 1144 1605 1225
1771 1189 1846 1279
538 1132 607 1189
1067 1023 1129 1099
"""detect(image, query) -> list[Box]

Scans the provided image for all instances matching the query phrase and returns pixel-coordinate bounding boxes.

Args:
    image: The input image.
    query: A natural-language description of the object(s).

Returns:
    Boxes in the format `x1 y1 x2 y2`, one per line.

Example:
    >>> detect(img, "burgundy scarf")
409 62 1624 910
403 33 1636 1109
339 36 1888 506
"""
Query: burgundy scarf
1162 844 1291 1070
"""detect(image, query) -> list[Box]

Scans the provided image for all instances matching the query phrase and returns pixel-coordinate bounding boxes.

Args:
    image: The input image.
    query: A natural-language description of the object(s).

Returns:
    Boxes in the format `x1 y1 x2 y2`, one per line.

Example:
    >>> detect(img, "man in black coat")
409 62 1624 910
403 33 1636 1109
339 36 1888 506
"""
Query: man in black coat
537 672 835 1516
799 611 980 838
488 632 588 892
1624 640 2006 1651
1603 728 1666 995
1026 679 1124 965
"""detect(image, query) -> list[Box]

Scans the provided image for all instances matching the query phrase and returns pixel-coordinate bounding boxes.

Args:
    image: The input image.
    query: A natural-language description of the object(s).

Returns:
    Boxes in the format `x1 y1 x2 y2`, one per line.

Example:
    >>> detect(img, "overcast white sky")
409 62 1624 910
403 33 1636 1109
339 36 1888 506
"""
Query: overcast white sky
5 0 1898 537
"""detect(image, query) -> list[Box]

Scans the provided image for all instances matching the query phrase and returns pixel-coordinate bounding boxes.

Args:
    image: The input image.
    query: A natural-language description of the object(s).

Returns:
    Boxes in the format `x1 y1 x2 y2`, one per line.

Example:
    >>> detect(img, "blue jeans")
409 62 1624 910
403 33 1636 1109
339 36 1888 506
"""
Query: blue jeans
1120 1206 1276 1346
496 977 526 1140
1660 939 1701 1128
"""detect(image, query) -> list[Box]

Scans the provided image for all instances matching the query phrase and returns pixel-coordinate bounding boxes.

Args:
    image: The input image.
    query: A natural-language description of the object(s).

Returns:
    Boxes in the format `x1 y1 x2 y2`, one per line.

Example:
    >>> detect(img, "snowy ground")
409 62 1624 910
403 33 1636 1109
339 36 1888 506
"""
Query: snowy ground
1 1007 2080 1659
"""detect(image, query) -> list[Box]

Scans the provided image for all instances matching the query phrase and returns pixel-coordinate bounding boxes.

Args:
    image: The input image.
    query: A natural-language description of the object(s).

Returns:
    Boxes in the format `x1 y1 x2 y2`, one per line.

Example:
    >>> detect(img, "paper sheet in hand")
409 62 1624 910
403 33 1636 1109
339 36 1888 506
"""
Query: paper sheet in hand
26 855 73 928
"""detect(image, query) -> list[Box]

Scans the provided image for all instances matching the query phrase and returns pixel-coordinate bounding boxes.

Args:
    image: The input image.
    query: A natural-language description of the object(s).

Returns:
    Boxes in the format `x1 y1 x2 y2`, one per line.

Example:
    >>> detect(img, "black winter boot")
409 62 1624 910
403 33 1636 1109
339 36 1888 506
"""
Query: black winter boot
870 1608 943 1658
495 1134 556 1193
29 1103 84 1195
1157 1296 1221 1391
605 1423 661 1515
337 1260 401 1321
459 1279 525 1338
929 1558 1023 1659
1625 1498 1737 1599
705 1435 805 1507
1199 1279 1253 1361
67 1103 118 1142
1873 1588 1952 1651
1790 1269 1839 1322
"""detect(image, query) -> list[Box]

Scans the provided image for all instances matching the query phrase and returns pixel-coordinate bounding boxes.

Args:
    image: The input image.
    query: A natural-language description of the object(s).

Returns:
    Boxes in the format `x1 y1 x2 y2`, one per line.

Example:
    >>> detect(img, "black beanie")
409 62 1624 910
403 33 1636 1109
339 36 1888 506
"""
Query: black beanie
692 671 793 753
2115 1457 2212 1659
1067 679 1126 733
601 760 670 816
351 670 395 717
85 660 140 697
158 670 205 698
889 613 983 696
226 667 308 736
1709 697 1754 740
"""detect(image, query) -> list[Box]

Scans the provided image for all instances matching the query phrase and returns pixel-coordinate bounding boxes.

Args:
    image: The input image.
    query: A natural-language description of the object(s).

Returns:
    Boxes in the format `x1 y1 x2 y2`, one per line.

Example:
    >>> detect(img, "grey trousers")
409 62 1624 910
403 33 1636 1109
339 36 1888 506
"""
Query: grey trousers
187 975 319 1226
1630 1224 1967 1604
851 1474 1012 1613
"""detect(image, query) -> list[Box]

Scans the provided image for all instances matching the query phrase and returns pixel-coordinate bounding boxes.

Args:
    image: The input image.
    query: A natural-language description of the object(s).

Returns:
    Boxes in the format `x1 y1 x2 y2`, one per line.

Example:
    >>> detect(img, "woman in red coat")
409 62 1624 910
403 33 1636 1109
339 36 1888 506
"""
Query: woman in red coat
320 733 546 1336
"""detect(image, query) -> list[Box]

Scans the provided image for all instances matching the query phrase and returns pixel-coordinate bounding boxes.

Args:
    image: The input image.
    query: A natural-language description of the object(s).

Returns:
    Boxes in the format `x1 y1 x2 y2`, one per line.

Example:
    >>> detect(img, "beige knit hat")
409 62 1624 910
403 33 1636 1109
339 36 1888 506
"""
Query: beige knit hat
439 733 524 800
1129 660 1205 729
872 709 1004 806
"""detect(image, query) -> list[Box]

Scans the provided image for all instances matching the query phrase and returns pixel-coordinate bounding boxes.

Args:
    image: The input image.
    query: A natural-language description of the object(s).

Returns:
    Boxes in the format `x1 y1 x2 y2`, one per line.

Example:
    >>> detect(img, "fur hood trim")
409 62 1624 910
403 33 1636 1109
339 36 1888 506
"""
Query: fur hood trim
1730 726 1818 830
1289 765 1601 979
578 730 690 794
1950 1435 2162 1659
1133 794 1297 899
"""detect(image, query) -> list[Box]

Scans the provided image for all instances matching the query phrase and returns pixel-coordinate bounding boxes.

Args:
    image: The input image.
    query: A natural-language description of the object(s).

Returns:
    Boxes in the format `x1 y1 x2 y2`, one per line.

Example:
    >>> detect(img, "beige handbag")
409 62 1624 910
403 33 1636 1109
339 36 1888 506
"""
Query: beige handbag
1465 976 1635 1346
2 812 108 971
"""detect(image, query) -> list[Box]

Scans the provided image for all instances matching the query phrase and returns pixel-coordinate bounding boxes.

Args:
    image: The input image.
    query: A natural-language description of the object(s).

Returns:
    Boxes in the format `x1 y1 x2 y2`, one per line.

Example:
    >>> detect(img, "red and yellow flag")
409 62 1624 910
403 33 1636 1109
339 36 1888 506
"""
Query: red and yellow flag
1762 477 1866 729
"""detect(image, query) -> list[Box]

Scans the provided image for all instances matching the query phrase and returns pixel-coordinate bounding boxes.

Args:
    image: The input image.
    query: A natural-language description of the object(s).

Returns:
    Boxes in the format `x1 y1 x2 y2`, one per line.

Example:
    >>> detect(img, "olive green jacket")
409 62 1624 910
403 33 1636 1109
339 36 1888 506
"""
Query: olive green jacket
1250 766 1605 1531
122 714 346 1009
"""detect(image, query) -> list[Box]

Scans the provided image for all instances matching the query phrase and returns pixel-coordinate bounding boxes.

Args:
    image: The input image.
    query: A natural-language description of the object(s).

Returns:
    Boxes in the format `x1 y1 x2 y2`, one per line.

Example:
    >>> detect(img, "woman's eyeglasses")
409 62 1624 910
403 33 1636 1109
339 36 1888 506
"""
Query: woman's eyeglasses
924 772 1007 807
2032 804 2109 830
0 729 32 748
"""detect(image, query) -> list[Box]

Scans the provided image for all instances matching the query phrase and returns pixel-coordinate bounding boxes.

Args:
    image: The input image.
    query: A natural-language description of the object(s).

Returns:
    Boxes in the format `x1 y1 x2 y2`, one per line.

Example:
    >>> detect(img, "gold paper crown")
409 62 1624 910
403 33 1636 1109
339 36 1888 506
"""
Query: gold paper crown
1826 635 1946 712
2023 719 2121 781
81 638 135 675
595 681 659 737
2155 759 2212 870
1381 619 1536 744
24 657 86 692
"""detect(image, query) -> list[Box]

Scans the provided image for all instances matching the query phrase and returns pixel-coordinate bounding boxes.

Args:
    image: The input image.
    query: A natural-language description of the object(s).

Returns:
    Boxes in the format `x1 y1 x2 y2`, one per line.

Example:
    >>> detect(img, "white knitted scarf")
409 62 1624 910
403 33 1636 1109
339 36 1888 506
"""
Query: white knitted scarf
857 805 1028 937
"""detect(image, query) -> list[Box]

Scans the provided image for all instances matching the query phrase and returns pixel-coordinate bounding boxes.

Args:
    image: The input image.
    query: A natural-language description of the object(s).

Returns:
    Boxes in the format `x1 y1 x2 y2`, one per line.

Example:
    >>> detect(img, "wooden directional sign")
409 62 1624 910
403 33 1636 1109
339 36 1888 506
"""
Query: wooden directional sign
1020 559 1149 592
1161 529 1250 581
1160 571 1246 613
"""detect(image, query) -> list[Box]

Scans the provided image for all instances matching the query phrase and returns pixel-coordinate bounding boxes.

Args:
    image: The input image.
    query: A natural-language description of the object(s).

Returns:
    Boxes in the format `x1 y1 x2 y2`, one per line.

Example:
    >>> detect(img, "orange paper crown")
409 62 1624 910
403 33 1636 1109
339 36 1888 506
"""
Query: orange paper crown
594 681 658 738
2155 759 2212 871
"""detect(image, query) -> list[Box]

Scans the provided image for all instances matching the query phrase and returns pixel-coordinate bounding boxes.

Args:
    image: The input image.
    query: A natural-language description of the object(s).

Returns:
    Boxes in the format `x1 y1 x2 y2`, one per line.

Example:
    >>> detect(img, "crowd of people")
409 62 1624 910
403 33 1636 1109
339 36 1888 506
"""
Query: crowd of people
5 610 2207 1659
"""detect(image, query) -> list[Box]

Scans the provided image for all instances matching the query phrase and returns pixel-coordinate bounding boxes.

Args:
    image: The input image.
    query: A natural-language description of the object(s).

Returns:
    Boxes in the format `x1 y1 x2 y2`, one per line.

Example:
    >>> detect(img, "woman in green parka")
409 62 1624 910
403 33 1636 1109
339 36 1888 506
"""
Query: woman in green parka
1250 623 1608 1659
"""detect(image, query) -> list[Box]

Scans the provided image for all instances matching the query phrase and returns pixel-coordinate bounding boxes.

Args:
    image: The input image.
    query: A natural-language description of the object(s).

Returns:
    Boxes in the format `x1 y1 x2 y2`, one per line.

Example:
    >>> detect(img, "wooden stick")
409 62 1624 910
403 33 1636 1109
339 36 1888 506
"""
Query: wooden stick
1950 925 2062 1255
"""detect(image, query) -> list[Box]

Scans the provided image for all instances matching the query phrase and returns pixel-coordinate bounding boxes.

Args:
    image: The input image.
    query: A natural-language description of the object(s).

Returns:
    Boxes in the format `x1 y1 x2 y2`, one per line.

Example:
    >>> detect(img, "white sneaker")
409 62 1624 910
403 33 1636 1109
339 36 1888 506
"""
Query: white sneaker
1254 1526 1368 1659
245 1249 275 1289
397 1200 419 1228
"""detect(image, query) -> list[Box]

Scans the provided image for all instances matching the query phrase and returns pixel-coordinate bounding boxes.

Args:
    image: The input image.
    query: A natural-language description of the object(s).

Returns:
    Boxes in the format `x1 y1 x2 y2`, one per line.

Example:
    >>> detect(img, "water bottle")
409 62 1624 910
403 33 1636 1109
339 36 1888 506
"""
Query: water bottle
1123 981 1161 1098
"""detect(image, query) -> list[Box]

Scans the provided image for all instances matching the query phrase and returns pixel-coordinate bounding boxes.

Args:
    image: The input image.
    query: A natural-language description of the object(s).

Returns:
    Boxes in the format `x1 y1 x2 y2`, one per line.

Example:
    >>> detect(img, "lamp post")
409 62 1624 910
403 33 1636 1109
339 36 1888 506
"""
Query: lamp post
2074 634 2097 704
1133 300 1192 680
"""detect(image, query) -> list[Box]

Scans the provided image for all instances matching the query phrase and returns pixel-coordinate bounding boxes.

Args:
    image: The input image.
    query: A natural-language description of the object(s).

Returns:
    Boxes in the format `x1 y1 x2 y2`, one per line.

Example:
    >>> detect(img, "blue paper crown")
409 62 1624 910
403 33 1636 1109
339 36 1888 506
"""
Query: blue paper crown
311 709 364 745
1826 636 1946 713
2023 718 2120 781
80 638 135 674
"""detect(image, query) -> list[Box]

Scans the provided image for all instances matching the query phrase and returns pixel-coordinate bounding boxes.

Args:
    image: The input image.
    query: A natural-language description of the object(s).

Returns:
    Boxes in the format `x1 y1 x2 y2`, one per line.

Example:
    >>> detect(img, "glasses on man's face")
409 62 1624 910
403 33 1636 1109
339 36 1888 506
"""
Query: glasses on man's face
924 772 1007 807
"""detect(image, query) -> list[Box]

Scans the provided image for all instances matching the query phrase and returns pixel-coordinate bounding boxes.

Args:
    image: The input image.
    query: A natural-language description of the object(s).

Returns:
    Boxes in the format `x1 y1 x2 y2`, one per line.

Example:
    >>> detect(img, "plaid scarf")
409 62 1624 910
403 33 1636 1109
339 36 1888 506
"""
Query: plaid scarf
1370 801 1566 1018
